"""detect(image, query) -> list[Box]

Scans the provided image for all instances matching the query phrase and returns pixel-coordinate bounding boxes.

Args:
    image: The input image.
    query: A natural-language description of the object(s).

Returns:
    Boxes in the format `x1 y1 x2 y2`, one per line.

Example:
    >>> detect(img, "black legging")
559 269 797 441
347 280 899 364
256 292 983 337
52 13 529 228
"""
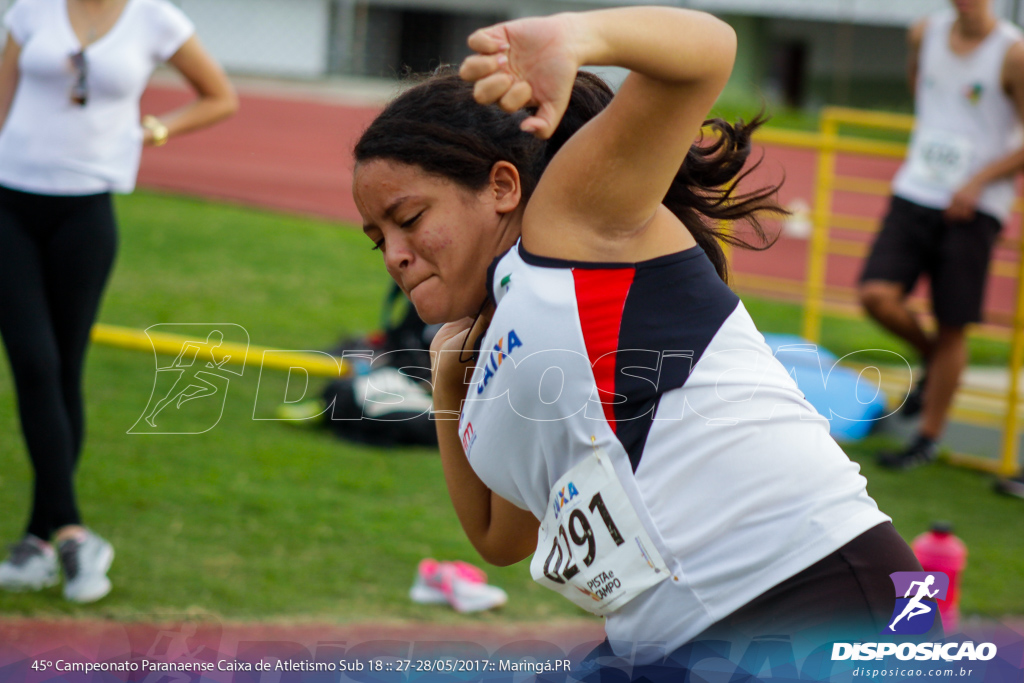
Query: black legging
0 185 117 541
579 522 938 681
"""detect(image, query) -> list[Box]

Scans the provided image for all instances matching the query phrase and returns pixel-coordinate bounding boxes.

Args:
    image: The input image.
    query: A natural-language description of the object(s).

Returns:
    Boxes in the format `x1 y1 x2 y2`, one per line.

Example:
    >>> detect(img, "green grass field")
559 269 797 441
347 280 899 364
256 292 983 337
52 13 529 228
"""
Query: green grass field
0 192 1020 623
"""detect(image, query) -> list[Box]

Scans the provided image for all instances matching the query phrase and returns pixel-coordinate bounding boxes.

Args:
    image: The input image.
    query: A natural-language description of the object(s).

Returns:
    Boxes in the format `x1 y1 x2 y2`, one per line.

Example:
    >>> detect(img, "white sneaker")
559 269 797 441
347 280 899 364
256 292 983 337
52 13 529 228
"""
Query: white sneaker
409 559 507 613
445 572 508 613
58 530 114 603
409 559 452 605
0 535 59 592
410 558 485 604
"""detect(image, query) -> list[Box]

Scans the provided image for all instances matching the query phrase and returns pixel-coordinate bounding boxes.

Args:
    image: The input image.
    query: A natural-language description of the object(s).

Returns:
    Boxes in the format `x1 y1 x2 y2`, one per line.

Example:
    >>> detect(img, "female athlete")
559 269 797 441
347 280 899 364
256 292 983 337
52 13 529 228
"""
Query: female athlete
353 6 924 666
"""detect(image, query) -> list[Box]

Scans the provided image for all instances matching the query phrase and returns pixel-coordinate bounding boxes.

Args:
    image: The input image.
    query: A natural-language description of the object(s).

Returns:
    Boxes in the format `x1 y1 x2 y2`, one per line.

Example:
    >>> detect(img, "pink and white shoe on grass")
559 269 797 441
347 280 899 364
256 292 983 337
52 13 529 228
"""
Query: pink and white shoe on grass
409 559 507 613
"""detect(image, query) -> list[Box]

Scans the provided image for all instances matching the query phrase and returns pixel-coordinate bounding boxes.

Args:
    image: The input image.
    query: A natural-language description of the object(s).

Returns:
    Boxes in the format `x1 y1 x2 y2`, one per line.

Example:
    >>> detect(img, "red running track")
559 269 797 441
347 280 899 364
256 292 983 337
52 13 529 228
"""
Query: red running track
137 85 1018 319
138 86 379 222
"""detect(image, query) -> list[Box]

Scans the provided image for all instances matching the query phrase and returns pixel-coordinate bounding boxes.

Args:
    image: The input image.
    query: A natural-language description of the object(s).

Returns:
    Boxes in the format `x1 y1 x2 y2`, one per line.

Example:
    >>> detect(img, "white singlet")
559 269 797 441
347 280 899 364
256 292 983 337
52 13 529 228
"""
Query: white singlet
891 11 1023 221
0 0 194 195
459 242 889 657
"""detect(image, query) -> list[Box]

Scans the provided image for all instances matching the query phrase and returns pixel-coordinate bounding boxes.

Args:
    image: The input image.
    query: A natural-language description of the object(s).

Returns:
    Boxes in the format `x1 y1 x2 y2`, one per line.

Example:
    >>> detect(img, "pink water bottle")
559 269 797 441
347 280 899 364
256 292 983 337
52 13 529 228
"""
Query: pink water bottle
911 522 967 633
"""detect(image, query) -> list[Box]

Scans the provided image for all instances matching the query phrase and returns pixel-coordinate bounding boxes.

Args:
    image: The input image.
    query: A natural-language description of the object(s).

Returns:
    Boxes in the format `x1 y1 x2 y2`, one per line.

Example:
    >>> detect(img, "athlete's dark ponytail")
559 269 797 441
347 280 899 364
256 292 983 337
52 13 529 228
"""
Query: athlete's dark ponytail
354 67 783 282
664 115 784 281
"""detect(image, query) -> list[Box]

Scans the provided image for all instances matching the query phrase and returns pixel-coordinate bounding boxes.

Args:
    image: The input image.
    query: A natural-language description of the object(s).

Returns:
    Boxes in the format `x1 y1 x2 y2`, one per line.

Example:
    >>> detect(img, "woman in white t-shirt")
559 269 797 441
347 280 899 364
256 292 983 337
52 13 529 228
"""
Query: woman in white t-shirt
0 0 236 603
353 8 929 673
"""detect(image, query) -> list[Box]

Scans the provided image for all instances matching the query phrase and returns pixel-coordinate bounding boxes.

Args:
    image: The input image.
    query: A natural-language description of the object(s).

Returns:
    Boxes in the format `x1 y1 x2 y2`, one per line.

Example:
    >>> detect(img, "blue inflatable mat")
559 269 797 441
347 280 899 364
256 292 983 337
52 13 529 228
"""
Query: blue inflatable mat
761 333 888 442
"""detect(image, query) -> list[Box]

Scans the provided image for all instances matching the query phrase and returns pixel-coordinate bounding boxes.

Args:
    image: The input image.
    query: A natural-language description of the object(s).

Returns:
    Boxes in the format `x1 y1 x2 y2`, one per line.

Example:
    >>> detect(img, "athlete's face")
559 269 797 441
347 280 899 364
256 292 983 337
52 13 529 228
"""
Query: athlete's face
951 0 989 17
353 159 522 324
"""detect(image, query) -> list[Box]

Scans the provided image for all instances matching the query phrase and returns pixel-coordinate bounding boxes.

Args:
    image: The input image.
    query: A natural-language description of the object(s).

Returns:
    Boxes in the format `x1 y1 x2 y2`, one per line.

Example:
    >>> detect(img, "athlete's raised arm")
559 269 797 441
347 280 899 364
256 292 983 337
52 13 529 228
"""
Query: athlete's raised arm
460 8 736 262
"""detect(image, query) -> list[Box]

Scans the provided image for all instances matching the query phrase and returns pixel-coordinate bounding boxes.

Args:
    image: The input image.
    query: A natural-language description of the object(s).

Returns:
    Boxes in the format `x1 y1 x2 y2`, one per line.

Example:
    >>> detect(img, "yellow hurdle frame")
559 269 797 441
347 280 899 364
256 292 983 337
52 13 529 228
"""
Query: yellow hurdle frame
790 106 1022 476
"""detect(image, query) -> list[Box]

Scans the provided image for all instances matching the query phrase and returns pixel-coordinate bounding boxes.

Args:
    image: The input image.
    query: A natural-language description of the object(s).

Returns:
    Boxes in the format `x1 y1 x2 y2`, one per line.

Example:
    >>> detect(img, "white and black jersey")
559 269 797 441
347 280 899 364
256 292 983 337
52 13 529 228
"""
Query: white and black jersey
459 242 889 654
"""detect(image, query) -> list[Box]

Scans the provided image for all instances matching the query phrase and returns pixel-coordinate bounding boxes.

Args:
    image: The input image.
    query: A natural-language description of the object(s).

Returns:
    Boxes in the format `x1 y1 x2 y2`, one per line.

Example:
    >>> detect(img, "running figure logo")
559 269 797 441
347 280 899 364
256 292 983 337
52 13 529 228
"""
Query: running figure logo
884 571 949 635
129 324 249 434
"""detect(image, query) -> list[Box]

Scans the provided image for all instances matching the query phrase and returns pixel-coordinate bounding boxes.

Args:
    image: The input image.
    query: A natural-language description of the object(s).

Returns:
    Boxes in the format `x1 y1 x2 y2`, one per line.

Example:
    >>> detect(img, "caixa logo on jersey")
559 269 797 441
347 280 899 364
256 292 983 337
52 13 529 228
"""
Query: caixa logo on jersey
553 482 580 520
884 571 949 635
476 329 523 394
461 421 477 456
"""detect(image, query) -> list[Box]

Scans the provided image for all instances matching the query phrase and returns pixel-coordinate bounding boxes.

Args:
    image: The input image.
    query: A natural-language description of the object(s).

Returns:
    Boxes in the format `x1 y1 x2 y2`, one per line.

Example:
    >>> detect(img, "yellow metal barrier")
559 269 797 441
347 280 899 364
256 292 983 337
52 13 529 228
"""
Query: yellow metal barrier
798 106 1023 476
801 116 839 341
999 236 1024 476
755 128 907 159
820 106 914 133
91 323 350 378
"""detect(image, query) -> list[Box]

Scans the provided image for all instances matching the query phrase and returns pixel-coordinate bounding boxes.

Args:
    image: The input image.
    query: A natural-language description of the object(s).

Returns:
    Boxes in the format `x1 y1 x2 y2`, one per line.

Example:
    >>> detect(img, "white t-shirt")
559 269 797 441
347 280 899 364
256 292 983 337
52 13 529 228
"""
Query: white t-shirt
892 11 1024 221
459 243 889 658
0 0 194 194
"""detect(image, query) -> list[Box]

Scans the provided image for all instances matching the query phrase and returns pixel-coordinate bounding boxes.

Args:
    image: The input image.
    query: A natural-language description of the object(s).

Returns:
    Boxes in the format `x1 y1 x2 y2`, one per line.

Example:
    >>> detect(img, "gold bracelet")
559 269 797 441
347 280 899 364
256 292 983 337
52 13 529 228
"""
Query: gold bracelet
142 115 169 147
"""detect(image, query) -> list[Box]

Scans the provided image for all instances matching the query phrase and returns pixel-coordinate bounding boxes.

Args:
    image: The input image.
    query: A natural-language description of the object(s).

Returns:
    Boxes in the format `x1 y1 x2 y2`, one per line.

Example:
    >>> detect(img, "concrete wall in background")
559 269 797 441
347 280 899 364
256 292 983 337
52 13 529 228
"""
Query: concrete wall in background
689 0 960 27
179 0 331 77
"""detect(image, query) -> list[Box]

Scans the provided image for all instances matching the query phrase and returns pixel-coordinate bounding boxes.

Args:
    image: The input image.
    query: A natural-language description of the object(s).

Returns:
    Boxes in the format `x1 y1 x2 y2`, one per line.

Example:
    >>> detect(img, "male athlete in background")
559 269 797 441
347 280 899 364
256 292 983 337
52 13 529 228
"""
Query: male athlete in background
858 0 1024 494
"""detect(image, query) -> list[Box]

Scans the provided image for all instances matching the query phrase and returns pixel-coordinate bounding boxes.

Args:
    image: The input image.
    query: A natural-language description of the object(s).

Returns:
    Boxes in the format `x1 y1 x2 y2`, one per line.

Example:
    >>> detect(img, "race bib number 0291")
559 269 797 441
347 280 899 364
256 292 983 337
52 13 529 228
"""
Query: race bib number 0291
529 447 670 615
905 128 975 191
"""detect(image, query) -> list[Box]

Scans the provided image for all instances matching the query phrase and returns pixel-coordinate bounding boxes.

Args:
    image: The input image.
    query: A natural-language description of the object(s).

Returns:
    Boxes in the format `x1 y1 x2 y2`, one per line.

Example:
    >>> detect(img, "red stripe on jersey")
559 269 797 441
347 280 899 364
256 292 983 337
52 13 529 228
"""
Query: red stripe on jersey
572 268 635 433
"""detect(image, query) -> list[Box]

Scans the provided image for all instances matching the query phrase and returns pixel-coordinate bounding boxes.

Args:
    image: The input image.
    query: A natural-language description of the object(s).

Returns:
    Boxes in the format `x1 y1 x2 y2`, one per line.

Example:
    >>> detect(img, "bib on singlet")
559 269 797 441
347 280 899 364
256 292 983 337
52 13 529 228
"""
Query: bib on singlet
903 128 976 191
529 445 670 615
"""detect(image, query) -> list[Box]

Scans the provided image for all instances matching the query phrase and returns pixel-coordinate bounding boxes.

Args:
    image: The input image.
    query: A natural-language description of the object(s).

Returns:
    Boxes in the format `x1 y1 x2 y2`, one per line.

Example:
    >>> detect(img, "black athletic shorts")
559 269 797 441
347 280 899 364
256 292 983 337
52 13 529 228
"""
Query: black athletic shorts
859 195 1002 327
578 522 937 681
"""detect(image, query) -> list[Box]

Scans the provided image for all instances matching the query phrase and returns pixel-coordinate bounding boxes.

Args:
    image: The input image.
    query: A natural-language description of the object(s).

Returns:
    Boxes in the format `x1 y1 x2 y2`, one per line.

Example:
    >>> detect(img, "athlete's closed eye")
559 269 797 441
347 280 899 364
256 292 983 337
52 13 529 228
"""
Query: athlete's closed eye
400 211 424 229
369 212 420 251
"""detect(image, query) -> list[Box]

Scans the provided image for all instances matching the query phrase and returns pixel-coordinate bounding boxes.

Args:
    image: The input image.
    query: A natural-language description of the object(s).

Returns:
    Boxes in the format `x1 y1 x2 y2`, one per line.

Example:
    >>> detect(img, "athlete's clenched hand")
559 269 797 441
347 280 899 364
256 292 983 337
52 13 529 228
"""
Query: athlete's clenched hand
459 14 582 139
